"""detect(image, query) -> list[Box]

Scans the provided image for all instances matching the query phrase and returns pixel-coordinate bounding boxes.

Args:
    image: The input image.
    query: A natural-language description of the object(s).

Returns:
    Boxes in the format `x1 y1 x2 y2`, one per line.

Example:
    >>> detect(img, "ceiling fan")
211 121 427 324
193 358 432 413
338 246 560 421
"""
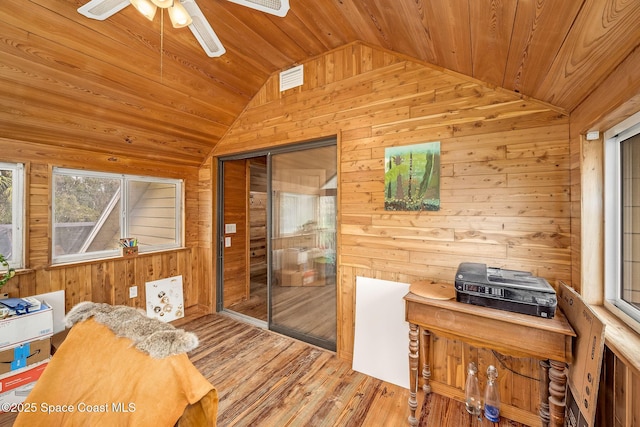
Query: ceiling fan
77 0 290 58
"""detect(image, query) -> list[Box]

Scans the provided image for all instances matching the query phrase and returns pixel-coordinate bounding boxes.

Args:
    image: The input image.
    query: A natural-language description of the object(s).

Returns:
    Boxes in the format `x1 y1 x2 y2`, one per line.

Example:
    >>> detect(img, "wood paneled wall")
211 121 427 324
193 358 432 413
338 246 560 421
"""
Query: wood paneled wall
249 192 267 278
597 347 640 427
568 41 640 427
222 159 249 307
213 42 571 422
214 41 571 354
0 32 636 423
0 138 211 318
249 158 268 280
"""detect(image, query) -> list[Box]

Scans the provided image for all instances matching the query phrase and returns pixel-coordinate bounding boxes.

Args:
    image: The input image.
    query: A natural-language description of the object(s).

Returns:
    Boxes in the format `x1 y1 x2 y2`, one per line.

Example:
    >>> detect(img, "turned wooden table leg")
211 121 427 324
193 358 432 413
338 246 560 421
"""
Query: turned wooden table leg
548 360 568 427
539 360 550 427
421 329 431 394
408 323 419 427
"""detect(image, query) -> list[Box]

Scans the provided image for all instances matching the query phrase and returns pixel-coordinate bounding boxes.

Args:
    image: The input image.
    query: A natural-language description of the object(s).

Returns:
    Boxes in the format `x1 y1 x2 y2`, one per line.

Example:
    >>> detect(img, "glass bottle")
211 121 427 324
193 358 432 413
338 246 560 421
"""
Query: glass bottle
464 362 482 418
484 365 501 422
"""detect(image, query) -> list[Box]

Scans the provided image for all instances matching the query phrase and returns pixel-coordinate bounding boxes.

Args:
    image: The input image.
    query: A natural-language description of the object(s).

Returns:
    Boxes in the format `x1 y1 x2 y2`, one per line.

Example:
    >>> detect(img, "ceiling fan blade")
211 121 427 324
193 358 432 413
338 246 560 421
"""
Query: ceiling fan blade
227 0 289 17
78 0 130 20
182 0 226 58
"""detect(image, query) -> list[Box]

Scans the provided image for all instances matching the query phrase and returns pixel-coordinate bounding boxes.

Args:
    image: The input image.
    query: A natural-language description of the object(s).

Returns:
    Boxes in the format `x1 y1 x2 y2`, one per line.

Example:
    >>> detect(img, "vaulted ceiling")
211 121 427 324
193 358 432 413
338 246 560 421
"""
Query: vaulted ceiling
1 0 639 167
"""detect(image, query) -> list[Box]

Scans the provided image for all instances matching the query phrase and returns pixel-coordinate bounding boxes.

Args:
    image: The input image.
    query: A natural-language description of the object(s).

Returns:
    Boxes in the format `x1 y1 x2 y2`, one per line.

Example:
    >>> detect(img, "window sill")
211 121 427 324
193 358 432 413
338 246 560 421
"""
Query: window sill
6 268 35 277
590 304 640 378
47 247 189 270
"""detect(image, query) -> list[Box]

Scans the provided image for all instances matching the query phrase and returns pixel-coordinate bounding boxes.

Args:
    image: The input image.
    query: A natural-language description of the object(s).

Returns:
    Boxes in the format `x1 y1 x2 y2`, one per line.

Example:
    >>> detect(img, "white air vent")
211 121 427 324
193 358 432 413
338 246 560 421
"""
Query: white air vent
182 0 226 57
78 0 129 20
280 65 303 91
227 0 289 17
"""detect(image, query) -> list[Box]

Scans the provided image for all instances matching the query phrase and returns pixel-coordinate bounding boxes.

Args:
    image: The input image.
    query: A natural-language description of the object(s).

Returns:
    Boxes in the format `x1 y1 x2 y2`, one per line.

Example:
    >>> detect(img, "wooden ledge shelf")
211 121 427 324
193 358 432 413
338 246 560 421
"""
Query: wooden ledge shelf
590 305 640 378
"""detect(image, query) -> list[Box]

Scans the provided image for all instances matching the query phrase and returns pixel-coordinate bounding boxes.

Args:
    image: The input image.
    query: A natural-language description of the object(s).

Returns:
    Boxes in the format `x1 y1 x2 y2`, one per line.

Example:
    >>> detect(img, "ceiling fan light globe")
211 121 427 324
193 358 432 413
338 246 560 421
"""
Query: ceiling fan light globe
150 0 173 8
130 0 157 20
168 2 192 28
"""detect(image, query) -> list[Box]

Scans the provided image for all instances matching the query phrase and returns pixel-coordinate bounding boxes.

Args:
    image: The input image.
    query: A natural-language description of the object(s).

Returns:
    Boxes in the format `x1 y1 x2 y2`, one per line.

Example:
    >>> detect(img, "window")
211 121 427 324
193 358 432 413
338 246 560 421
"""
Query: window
52 168 182 264
0 162 24 269
605 113 640 325
279 193 317 235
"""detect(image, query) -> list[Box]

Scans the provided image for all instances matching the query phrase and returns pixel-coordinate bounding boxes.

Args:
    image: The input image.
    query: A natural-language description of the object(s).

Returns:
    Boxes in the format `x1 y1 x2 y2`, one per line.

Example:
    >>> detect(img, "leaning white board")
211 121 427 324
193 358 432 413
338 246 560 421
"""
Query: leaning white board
33 290 66 333
352 277 410 389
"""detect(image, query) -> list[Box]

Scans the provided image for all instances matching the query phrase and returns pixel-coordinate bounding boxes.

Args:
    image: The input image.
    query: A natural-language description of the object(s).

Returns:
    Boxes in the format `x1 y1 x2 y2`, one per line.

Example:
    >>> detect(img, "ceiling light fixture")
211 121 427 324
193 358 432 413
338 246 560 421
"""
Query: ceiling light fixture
168 1 192 28
78 0 289 58
150 0 173 8
130 0 192 28
130 0 157 21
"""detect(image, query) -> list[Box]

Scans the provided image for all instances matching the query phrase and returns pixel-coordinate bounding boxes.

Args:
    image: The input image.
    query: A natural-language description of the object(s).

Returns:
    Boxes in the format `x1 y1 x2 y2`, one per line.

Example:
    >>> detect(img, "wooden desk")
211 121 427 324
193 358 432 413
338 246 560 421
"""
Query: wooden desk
404 291 575 427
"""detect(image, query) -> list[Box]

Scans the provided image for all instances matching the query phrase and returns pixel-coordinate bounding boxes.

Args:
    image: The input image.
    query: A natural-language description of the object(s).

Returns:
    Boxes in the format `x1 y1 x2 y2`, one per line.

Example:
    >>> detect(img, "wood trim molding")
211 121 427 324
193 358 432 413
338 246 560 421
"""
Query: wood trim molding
591 305 640 378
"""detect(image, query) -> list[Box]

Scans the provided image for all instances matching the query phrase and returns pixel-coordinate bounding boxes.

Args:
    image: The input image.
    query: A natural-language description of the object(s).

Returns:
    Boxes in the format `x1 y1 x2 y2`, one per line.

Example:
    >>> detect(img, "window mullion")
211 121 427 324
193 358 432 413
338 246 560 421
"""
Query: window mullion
12 164 24 269
121 177 128 239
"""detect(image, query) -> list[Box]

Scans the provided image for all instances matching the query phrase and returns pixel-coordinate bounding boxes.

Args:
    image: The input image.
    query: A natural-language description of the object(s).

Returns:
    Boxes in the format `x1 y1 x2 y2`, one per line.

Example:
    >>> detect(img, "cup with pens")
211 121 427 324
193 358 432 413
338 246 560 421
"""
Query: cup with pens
120 237 139 257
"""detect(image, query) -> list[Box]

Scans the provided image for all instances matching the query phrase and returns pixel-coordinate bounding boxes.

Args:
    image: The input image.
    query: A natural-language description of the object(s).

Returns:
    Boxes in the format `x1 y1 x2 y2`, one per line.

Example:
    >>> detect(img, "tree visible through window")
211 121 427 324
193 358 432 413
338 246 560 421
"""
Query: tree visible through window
53 174 121 257
52 168 182 264
0 163 24 269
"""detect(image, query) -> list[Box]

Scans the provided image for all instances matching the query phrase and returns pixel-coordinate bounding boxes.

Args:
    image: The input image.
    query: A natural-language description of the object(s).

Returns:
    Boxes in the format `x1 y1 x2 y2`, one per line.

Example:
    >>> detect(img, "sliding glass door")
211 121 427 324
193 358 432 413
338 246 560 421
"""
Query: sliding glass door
218 140 337 350
269 144 337 350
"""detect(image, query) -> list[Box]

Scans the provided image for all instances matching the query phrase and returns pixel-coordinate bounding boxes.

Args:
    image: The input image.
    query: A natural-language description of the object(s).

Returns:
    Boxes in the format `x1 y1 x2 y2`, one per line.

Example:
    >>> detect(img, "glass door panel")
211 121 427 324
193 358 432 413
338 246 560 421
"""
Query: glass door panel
270 144 337 350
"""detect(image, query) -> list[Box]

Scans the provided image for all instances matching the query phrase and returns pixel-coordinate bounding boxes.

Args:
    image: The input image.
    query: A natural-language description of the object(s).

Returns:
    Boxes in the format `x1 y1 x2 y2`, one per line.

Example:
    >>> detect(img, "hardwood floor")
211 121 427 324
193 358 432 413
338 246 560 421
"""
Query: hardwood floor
227 278 268 321
227 278 337 344
0 312 530 426
185 313 396 426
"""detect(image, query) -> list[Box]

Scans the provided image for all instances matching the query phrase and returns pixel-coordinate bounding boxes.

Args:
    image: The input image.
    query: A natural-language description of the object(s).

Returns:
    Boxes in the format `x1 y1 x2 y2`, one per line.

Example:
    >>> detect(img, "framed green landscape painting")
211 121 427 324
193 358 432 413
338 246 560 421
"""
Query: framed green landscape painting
384 141 440 211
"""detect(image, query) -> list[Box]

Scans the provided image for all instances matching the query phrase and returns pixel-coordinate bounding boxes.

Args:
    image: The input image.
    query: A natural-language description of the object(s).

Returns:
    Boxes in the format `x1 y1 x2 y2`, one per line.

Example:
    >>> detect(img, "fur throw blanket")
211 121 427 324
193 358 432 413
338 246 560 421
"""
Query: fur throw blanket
65 301 199 358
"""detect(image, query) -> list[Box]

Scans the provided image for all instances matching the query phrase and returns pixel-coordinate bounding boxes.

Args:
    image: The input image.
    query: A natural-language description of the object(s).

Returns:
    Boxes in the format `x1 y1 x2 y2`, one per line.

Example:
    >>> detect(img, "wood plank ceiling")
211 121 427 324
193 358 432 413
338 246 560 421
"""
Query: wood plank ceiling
1 0 639 166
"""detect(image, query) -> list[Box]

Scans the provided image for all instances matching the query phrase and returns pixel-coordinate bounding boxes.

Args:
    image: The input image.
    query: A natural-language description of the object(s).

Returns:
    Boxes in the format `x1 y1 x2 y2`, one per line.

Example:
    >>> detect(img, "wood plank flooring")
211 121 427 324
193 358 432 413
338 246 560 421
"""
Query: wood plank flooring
0 313 531 426
227 278 337 343
227 278 268 321
185 313 390 426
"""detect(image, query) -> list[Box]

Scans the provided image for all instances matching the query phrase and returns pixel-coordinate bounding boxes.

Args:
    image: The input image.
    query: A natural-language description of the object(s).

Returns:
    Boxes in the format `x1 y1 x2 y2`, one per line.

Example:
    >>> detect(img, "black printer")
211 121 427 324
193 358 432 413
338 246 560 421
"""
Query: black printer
454 262 557 318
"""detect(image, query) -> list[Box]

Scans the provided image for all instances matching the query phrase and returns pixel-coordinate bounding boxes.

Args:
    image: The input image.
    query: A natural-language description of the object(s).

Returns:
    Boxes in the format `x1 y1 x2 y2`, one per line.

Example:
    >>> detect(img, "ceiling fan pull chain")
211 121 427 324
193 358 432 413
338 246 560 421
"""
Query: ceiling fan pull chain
160 9 164 84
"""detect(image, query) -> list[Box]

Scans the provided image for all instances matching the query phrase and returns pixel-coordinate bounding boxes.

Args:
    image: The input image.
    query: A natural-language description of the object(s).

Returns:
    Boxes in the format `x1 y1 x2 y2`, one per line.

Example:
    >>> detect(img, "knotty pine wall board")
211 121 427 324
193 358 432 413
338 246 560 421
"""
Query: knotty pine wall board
214 41 571 376
212 42 572 423
0 138 209 319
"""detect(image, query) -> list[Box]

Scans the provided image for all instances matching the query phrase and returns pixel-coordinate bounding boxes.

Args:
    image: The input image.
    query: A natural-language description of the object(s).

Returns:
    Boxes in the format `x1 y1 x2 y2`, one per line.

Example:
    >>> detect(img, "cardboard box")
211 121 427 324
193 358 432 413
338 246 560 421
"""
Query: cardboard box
0 302 53 351
304 271 327 286
0 362 48 411
0 361 48 395
302 270 316 286
314 257 335 279
50 329 69 355
284 248 309 270
277 269 303 286
0 381 37 410
0 338 51 376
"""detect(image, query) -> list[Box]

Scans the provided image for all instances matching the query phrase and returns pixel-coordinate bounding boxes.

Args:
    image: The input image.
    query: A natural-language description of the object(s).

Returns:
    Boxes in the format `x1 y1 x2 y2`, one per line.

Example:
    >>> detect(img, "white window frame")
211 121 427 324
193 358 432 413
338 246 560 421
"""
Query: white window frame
279 192 318 236
52 168 183 265
0 162 24 269
604 111 640 329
